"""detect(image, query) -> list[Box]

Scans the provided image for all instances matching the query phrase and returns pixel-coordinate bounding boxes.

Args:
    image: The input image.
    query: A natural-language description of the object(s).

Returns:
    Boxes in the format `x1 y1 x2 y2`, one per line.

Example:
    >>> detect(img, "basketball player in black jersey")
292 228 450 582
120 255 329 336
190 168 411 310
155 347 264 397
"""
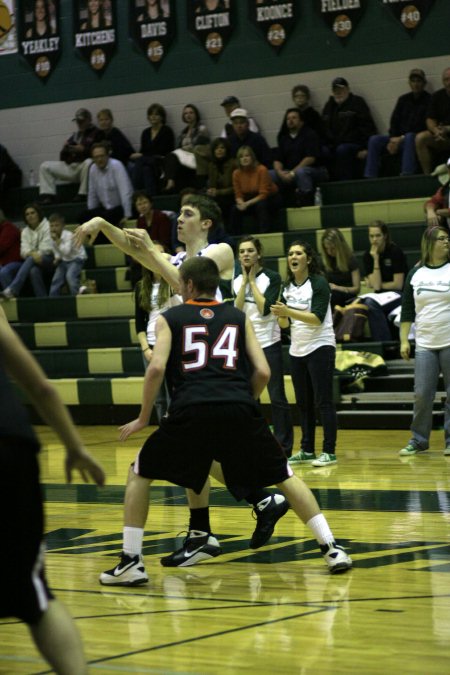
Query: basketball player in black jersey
75 194 289 555
100 256 352 586
0 306 105 674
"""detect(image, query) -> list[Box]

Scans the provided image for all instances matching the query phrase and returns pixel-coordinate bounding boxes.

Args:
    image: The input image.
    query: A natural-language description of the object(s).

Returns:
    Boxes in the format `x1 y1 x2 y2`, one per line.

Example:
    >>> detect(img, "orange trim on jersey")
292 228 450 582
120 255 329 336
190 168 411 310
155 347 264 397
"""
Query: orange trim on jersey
186 299 221 306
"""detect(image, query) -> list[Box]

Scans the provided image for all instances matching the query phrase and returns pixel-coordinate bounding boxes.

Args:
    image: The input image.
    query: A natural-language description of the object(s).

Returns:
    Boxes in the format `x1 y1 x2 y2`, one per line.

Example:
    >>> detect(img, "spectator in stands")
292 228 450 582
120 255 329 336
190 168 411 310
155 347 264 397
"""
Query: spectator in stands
78 141 133 238
364 69 431 178
130 103 175 196
97 108 135 166
220 95 259 139
128 191 174 286
38 108 102 205
230 145 281 234
0 203 53 299
424 157 450 229
322 77 377 180
234 235 293 457
48 213 87 296
415 67 450 174
320 228 361 309
399 225 450 456
206 137 237 223
277 84 325 143
228 108 272 168
0 143 22 196
0 210 21 291
271 240 339 467
163 104 210 193
271 108 328 207
362 220 408 342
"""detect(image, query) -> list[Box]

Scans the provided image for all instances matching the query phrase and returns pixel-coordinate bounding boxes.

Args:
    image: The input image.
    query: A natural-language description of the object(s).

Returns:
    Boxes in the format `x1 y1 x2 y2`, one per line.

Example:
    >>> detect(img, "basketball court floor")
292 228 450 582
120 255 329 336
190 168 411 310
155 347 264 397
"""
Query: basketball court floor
1 426 449 674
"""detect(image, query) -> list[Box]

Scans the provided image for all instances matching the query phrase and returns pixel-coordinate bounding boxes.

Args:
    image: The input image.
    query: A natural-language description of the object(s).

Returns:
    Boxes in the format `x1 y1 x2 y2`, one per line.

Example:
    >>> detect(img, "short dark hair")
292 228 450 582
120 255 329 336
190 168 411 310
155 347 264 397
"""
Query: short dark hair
133 190 153 206
182 194 223 230
179 256 219 296
285 107 305 123
292 84 310 99
238 235 264 262
48 212 65 223
91 141 111 155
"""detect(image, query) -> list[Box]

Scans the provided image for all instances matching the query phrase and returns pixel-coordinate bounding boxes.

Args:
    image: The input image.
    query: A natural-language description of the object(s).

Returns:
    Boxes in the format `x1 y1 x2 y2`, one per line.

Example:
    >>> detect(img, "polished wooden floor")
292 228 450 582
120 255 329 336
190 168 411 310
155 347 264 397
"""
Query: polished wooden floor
1 426 450 674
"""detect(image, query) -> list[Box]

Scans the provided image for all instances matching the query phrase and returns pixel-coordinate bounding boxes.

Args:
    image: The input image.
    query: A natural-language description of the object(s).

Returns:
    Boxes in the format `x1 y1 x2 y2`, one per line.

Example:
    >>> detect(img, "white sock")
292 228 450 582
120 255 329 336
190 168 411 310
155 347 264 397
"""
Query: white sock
306 514 334 546
123 526 144 556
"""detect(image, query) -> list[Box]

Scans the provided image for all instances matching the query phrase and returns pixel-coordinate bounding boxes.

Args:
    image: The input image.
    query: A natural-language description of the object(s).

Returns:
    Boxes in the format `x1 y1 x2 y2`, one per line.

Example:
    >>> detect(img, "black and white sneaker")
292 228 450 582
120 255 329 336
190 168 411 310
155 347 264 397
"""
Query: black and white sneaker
321 542 353 574
160 530 221 567
99 553 149 586
250 494 289 549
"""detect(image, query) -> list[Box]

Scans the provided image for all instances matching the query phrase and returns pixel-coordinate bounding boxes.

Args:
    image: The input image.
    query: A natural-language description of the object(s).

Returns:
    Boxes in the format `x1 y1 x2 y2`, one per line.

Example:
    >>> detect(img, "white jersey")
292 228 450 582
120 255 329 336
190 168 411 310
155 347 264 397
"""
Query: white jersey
282 275 335 358
233 267 281 348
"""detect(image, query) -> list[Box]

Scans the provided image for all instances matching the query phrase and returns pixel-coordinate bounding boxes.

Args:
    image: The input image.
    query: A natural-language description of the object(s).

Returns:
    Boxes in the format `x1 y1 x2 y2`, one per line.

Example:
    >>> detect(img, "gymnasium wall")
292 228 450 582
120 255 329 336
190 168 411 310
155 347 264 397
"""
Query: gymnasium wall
0 1 449 180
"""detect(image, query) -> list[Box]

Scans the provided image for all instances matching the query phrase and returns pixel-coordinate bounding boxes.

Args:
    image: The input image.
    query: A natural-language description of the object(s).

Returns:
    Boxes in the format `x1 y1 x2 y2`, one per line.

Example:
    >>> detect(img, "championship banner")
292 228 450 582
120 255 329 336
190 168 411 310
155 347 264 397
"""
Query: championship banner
19 1 61 80
380 0 435 34
0 0 18 55
249 1 298 52
187 0 234 59
315 0 367 42
130 0 175 67
73 0 116 74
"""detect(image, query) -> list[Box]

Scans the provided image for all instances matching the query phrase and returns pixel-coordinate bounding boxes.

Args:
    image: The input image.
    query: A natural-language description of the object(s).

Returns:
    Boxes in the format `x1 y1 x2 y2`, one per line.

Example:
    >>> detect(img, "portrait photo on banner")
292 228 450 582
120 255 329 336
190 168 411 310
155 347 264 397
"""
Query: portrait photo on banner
131 0 174 66
19 1 61 79
73 0 116 74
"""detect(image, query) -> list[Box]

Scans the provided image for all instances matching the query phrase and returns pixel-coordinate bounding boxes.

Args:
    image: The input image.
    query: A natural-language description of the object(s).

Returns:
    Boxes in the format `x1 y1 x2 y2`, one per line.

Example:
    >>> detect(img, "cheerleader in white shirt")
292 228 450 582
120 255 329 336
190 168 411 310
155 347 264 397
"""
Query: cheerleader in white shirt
234 236 293 456
399 226 450 456
271 240 338 467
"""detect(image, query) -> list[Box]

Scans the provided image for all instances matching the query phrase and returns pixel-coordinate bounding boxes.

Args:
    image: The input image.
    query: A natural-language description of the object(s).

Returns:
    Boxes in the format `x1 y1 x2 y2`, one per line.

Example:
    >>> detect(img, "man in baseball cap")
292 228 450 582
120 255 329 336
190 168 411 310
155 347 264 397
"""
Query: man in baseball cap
220 97 260 139
364 67 430 178
322 76 377 179
38 108 101 204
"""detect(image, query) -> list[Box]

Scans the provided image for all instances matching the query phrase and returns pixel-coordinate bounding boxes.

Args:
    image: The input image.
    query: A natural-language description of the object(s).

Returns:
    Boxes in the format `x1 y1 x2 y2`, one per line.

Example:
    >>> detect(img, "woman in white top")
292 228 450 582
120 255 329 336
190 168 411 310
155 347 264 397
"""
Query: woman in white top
399 226 450 456
1 203 53 299
271 240 338 467
234 236 293 456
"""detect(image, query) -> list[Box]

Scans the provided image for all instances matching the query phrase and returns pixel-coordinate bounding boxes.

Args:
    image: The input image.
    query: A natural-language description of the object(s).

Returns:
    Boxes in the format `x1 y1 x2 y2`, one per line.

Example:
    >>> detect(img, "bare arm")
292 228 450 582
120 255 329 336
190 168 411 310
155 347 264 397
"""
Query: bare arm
0 307 105 485
400 322 412 361
119 316 172 439
270 300 321 326
244 318 270 399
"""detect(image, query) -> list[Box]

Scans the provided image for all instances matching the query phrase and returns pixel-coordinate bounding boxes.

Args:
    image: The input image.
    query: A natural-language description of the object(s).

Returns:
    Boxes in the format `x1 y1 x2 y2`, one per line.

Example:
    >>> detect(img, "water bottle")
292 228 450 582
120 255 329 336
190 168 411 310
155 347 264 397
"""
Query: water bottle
29 169 36 187
314 187 322 206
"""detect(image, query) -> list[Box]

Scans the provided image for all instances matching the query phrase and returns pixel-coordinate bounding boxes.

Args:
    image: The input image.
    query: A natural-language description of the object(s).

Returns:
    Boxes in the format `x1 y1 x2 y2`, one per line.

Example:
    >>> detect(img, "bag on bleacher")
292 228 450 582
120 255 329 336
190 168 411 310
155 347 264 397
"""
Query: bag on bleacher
333 301 368 343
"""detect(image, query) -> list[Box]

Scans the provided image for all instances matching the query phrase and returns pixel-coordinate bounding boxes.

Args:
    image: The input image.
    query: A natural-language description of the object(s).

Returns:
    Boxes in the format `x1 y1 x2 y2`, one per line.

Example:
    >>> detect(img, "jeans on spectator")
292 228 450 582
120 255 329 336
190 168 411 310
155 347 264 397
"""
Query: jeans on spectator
333 143 364 180
49 258 85 296
363 295 401 341
364 132 418 178
290 345 337 455
0 261 22 289
263 341 293 456
270 166 328 193
8 254 54 297
408 346 450 450
230 193 283 234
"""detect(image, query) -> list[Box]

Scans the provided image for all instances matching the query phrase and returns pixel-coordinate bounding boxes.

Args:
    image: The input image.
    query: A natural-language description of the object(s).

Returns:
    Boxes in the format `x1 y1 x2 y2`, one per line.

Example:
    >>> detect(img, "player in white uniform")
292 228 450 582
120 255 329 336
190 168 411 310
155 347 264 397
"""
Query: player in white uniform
75 195 289 563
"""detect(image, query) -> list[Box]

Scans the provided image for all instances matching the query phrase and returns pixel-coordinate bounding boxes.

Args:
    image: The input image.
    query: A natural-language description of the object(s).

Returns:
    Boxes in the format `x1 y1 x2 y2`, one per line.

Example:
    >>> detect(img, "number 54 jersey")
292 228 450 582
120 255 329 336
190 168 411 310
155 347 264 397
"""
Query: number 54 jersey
164 299 253 411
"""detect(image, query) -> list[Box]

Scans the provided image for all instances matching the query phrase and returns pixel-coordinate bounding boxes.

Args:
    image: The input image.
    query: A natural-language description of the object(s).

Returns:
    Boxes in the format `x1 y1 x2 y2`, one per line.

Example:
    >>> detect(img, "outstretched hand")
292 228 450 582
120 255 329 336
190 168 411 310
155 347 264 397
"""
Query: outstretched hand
123 228 154 253
73 218 103 246
65 447 106 485
119 417 147 441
